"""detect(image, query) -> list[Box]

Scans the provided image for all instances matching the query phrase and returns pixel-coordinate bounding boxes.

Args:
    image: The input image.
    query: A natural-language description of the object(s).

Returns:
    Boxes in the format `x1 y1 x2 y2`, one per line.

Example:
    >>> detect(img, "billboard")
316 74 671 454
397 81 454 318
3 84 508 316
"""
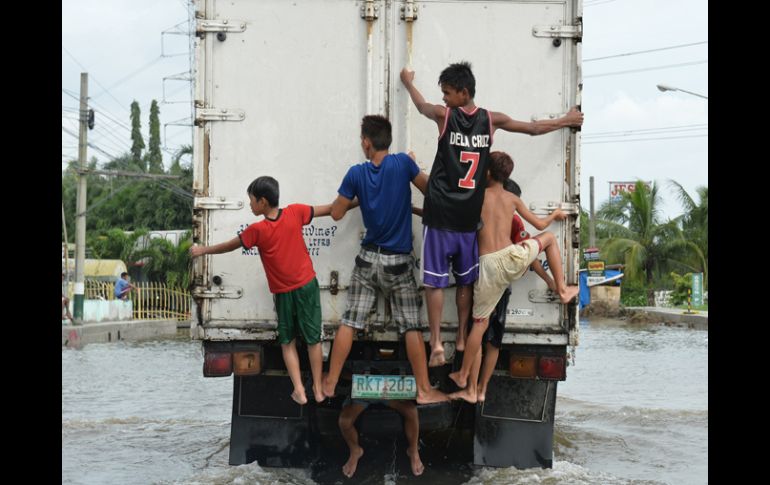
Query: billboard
609 181 652 203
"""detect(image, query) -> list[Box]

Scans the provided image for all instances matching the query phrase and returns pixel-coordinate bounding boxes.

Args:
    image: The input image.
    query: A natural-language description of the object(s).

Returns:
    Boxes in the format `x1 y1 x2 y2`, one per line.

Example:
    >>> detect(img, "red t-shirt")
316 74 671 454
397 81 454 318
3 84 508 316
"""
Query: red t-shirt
510 214 531 244
239 204 316 294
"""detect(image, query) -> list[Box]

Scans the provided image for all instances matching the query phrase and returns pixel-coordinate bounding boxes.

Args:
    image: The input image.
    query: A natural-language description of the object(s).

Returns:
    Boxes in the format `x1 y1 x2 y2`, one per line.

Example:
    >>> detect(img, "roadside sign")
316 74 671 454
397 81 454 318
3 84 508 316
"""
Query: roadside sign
609 181 652 203
692 272 703 306
587 260 605 277
583 247 600 261
587 276 606 286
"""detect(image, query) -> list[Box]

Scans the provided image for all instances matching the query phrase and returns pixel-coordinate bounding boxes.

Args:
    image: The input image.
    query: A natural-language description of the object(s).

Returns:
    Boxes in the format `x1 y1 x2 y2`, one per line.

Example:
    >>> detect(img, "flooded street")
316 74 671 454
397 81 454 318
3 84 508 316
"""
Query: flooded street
62 321 707 484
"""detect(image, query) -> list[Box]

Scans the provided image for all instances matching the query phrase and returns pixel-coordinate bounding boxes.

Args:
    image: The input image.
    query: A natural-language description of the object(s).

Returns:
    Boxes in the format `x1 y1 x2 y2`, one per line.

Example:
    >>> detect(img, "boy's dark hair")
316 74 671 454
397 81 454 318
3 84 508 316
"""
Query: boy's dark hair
361 115 392 151
247 176 280 207
120 272 128 278
489 151 514 182
503 178 522 197
439 61 476 98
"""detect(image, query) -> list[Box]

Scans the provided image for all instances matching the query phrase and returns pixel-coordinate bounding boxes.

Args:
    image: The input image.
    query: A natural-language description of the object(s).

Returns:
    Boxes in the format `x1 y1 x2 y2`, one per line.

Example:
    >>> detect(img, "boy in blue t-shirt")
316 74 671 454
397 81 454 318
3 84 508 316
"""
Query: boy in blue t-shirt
322 115 447 405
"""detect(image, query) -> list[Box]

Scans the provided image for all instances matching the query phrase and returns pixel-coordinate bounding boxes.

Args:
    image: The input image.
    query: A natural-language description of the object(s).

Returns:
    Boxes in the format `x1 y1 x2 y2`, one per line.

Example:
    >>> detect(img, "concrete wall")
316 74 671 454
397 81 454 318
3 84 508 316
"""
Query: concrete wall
64 299 133 323
590 286 621 309
62 319 178 347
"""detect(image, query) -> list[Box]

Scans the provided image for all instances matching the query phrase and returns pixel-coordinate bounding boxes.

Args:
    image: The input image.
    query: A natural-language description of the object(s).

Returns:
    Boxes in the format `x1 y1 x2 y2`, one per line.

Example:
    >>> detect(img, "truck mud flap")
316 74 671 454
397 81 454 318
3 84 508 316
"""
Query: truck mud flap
228 375 317 466
473 377 557 469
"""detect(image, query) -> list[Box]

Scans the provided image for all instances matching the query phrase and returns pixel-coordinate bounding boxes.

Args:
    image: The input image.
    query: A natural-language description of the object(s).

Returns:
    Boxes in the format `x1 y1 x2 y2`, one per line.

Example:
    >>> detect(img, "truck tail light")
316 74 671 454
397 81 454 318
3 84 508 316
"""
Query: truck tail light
233 351 261 376
204 352 232 377
538 356 566 380
509 354 537 378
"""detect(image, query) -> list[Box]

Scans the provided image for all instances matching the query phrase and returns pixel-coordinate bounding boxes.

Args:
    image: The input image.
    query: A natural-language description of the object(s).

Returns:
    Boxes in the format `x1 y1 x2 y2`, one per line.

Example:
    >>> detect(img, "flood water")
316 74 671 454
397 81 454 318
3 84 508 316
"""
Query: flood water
62 320 707 484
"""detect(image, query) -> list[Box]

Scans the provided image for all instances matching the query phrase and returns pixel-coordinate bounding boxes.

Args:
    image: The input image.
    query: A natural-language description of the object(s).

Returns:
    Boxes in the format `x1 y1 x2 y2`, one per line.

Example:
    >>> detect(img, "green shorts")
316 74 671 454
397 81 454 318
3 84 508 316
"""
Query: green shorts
274 277 322 345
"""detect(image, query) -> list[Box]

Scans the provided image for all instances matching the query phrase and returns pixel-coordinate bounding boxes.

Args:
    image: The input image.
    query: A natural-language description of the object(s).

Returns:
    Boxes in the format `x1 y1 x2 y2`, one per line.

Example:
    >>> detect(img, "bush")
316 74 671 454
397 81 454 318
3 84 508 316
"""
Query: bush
669 272 692 306
621 283 648 307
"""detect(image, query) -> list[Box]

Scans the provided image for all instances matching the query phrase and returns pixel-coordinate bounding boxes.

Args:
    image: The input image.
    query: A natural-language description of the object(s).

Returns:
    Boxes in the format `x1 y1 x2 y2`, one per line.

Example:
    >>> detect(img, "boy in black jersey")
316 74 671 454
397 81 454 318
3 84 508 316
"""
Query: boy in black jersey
400 62 582 369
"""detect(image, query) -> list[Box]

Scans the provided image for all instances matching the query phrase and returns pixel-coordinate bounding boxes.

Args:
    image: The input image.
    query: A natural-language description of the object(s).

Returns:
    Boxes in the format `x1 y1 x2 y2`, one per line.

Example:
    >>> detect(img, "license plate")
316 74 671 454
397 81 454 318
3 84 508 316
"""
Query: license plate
351 374 416 400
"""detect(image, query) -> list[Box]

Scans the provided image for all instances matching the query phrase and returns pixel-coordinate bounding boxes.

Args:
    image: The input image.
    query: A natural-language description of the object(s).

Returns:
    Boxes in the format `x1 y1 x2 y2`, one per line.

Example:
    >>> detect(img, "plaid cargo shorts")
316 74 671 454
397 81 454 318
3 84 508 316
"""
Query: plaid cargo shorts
341 247 423 334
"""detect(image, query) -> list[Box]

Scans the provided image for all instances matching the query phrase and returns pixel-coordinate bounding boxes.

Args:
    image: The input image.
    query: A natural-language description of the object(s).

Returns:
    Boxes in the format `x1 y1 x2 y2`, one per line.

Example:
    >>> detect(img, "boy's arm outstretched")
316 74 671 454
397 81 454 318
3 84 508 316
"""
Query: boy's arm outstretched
513 196 568 231
400 68 446 131
190 237 242 258
491 107 583 136
330 196 359 221
313 204 333 218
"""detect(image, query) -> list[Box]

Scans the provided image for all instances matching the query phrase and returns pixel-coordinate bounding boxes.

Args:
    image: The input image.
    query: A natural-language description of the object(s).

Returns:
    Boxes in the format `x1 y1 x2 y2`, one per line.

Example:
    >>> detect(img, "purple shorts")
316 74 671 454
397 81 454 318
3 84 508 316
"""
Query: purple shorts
420 226 479 288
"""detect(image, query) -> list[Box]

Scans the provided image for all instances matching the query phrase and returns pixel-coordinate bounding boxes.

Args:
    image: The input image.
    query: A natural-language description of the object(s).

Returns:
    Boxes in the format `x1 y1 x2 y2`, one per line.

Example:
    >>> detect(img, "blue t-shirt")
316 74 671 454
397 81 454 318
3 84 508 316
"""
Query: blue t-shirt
114 278 130 297
338 152 420 253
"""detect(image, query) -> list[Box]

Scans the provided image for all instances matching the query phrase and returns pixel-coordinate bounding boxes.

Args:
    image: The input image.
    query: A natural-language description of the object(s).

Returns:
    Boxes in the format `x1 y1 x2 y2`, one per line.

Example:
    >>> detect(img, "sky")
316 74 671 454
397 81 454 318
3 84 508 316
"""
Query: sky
62 0 707 220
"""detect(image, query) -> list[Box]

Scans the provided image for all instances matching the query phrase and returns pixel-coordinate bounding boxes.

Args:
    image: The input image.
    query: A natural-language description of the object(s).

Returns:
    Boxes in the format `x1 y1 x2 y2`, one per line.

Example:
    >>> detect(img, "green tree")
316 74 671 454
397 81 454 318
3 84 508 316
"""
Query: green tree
87 227 150 264
669 181 708 289
597 181 682 305
170 144 192 175
669 271 693 306
130 100 145 169
147 100 163 173
140 232 193 287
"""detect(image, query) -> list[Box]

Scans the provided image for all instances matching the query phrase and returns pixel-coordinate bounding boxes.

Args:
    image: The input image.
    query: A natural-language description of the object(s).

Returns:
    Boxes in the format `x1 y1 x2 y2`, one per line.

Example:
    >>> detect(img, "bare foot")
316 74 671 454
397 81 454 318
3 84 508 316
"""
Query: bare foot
416 388 449 404
322 373 337 398
342 446 364 478
448 370 467 389
407 448 424 476
559 285 579 304
428 346 446 367
477 389 486 403
448 387 477 404
312 385 325 403
456 336 465 352
290 389 308 405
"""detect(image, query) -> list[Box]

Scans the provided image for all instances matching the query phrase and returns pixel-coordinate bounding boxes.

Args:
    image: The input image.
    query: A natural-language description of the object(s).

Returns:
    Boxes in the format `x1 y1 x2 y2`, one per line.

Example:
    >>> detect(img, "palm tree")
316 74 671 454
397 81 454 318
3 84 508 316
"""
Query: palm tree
597 181 682 305
87 227 150 264
139 232 193 288
668 181 708 288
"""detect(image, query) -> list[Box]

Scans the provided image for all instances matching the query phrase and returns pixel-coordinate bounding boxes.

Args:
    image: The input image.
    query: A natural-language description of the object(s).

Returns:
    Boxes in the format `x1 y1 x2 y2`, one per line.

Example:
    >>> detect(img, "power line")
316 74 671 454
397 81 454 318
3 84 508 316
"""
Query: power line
62 125 119 159
584 41 708 62
62 46 129 114
583 125 708 139
96 56 163 95
62 88 80 102
584 123 707 137
584 60 707 78
584 0 620 7
583 134 707 144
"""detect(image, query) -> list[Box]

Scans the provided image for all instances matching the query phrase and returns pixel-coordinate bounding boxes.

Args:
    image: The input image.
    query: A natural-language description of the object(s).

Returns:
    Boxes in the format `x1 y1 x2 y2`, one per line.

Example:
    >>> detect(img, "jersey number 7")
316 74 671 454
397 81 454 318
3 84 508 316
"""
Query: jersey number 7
458 151 480 189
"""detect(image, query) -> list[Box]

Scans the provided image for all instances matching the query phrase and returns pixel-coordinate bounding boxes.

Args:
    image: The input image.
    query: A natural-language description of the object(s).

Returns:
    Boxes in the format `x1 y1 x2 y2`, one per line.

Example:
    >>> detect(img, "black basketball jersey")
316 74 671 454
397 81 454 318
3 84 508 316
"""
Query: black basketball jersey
423 106 492 232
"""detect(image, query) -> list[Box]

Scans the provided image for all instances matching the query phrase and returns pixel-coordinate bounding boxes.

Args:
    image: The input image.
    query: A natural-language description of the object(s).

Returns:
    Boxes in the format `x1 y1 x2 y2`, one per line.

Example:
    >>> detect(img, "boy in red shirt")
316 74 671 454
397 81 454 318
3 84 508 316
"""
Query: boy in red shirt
190 176 333 405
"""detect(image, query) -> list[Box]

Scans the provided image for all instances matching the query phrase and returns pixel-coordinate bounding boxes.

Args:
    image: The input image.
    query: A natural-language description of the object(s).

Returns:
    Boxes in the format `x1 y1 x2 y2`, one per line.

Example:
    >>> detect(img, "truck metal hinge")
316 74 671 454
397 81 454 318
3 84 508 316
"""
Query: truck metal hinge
195 108 245 123
401 0 418 21
195 19 247 35
194 197 244 210
532 24 582 39
528 289 559 303
361 0 379 20
192 287 243 299
527 202 579 215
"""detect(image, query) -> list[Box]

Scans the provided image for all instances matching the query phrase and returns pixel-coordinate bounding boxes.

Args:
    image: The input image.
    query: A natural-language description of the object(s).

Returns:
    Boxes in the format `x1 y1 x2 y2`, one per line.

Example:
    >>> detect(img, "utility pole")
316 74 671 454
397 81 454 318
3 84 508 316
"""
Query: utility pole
74 73 88 325
589 176 596 247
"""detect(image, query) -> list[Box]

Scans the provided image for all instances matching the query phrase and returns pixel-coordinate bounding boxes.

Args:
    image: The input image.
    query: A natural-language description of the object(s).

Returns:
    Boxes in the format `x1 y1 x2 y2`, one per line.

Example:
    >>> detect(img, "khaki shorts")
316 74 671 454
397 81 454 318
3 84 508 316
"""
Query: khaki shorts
472 240 540 320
